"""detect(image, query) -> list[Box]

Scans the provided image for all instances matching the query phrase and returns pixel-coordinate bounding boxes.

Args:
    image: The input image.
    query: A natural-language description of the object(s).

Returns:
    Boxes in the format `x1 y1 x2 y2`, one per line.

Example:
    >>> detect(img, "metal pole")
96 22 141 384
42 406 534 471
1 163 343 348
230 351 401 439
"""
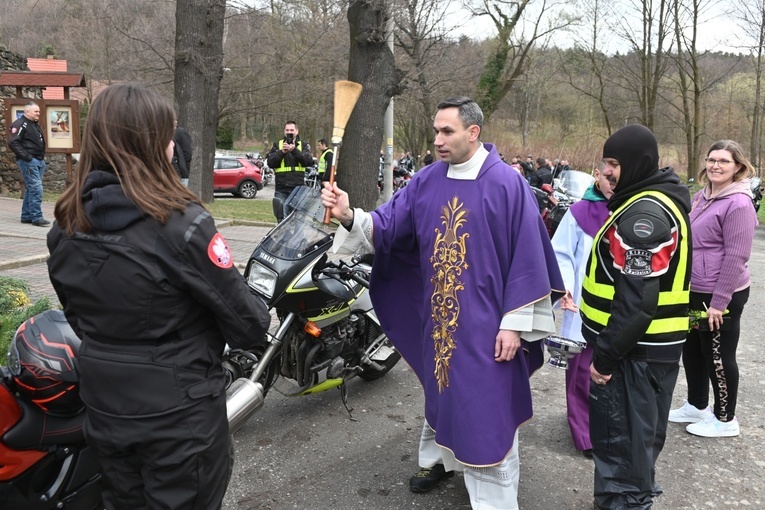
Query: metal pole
382 14 394 203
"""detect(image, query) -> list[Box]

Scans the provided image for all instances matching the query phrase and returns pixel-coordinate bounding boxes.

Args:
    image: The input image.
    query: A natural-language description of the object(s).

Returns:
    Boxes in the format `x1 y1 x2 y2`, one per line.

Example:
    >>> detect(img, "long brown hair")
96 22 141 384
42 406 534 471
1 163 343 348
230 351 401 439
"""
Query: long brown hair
697 139 755 187
55 82 202 234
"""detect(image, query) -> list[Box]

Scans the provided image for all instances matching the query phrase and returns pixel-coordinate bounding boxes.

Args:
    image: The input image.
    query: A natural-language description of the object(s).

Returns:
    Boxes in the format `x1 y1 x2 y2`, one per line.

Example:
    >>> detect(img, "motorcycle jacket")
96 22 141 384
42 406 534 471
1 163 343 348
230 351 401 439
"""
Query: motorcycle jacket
8 115 45 161
267 136 313 194
47 170 271 418
581 187 691 375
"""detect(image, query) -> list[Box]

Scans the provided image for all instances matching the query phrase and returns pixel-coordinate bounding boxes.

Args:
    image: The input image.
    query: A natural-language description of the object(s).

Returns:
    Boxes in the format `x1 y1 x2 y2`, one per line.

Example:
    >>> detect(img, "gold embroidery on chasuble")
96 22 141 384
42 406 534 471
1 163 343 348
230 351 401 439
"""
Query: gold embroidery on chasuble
430 196 469 393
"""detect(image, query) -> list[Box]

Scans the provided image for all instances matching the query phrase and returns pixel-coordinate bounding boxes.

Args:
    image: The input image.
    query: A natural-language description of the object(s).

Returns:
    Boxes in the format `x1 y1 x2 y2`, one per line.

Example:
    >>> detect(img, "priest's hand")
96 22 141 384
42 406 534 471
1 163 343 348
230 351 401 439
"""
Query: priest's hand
321 182 353 226
495 329 521 362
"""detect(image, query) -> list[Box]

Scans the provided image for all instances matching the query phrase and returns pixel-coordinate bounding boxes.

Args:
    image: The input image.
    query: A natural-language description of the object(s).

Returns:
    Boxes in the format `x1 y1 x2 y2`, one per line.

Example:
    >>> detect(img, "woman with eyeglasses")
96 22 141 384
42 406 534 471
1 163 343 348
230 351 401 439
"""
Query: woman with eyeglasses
668 140 758 438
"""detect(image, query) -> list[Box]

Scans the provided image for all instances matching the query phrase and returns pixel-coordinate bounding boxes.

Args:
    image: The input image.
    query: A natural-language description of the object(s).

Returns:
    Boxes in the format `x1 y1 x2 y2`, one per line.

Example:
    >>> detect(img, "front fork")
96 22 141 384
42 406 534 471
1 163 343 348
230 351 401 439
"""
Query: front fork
226 312 295 433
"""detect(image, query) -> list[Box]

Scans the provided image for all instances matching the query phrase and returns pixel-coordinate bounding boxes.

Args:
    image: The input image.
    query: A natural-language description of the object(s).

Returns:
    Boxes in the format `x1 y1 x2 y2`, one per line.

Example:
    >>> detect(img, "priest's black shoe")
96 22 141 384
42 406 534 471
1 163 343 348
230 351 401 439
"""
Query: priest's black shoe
409 464 454 493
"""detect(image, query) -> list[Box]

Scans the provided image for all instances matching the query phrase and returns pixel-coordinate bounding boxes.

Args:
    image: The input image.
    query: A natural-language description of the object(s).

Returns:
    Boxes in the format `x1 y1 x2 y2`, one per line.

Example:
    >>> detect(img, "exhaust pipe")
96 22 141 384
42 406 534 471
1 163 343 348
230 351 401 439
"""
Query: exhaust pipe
226 377 265 434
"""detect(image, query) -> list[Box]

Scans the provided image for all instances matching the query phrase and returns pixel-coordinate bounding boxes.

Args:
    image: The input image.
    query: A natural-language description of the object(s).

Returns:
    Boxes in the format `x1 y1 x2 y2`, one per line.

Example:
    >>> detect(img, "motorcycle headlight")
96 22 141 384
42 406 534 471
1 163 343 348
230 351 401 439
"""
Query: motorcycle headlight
247 261 278 299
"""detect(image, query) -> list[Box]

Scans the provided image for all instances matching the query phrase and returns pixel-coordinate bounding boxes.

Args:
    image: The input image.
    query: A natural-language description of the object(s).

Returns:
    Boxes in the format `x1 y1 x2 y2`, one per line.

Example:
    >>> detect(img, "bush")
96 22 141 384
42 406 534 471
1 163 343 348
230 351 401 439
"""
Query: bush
0 277 52 366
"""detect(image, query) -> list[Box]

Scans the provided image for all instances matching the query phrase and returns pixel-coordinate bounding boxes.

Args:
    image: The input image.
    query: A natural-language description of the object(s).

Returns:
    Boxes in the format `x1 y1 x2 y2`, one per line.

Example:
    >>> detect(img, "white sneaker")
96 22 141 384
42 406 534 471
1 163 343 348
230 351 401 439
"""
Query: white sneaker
686 415 740 438
668 401 713 423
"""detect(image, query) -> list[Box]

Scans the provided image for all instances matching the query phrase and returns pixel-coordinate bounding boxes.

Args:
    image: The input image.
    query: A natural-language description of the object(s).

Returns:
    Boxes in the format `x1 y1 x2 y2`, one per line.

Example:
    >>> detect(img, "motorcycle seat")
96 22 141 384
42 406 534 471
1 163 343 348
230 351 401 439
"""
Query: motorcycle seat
3 398 85 450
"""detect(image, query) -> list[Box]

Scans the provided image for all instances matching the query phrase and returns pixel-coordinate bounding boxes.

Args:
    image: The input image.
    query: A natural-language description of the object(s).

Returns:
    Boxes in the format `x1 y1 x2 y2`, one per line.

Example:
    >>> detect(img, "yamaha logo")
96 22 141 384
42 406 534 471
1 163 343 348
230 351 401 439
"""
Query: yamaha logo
258 252 276 265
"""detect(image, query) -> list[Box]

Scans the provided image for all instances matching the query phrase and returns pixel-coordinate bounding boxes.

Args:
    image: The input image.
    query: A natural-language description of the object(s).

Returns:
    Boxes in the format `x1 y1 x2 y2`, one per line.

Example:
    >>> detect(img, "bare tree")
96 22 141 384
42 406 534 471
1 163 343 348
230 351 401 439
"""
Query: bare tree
343 0 404 210
174 0 227 203
468 0 576 120
732 0 765 172
611 0 674 130
558 0 616 137
392 0 462 155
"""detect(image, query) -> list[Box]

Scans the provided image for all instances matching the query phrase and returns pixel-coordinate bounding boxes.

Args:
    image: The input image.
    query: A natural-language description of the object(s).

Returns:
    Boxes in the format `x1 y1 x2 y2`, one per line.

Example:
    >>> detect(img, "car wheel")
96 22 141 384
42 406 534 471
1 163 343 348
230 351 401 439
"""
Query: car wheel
238 180 258 199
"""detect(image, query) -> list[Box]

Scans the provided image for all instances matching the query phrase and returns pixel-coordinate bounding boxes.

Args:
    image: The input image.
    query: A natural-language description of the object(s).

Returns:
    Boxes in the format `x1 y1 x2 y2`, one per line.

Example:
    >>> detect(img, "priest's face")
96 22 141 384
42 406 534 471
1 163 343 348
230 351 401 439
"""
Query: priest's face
433 107 480 164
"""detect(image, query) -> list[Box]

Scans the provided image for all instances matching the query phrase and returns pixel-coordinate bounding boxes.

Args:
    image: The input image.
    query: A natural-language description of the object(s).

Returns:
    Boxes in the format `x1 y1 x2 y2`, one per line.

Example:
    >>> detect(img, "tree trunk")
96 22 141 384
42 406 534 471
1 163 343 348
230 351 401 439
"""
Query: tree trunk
343 0 403 211
174 0 226 203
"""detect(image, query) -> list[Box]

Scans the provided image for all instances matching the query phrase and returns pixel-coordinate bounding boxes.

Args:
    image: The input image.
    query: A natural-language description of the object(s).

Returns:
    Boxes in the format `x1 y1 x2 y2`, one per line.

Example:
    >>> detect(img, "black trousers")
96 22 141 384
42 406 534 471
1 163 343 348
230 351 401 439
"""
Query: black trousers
590 358 679 510
84 395 231 510
683 288 749 421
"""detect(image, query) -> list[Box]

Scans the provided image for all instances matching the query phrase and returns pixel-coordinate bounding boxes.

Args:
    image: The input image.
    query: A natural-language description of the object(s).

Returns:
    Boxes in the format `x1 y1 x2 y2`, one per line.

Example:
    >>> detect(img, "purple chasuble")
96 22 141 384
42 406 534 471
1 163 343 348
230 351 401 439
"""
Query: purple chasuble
569 199 610 238
369 144 565 466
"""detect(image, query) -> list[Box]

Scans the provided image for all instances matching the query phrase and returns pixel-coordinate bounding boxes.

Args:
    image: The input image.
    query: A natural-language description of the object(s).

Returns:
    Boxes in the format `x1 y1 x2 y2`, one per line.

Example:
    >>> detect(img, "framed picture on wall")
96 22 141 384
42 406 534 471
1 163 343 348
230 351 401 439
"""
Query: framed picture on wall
3 99 31 135
42 100 80 153
3 98 81 154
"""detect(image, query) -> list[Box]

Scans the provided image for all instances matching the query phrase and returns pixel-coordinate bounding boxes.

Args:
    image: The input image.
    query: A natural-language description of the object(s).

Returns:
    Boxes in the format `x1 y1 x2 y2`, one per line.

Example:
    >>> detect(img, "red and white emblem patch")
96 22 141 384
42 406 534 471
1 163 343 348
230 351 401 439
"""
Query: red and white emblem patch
11 127 18 134
208 233 233 268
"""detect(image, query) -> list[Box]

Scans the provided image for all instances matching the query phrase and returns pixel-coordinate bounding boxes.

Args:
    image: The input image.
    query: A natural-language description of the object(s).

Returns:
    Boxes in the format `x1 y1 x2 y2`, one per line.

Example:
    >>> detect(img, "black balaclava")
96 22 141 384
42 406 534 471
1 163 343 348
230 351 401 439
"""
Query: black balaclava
603 124 659 210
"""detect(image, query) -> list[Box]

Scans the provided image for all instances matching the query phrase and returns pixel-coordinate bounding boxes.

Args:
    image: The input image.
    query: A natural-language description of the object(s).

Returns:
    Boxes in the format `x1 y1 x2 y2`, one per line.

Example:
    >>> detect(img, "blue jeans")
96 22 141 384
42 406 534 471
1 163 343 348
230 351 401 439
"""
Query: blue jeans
18 158 46 221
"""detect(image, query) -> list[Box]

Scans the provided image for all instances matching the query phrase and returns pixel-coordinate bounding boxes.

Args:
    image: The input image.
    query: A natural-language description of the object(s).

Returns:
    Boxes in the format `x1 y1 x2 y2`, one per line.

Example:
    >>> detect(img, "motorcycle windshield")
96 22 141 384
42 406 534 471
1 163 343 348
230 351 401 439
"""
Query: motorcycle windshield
559 170 595 199
259 186 336 259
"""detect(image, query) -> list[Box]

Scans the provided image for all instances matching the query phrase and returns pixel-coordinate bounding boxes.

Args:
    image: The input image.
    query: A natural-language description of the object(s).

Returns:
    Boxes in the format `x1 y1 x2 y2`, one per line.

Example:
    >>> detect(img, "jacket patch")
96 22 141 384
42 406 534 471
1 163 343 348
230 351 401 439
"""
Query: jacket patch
208 233 233 268
11 127 17 134
624 249 652 275
633 219 654 238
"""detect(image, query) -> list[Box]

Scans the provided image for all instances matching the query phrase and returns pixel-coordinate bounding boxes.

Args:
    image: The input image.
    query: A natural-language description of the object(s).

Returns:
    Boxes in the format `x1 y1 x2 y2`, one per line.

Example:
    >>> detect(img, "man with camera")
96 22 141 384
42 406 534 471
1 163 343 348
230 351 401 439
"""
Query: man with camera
267 120 313 221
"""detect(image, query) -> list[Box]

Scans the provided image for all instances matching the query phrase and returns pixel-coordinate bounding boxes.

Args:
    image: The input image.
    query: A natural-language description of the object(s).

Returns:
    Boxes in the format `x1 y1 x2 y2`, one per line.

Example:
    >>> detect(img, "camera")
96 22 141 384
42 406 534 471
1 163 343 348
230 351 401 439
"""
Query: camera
285 133 295 145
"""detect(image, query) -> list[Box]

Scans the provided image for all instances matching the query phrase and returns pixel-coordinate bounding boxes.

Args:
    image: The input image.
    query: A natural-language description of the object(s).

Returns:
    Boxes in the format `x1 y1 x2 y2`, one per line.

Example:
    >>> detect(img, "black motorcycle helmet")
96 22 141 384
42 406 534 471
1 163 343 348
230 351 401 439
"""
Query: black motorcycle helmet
7 309 84 416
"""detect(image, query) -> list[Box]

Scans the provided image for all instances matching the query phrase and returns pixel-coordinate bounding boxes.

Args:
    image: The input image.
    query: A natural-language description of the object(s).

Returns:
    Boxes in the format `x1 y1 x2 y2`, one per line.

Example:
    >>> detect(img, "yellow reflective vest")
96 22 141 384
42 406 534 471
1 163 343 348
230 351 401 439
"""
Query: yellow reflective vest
580 191 690 346
318 148 333 176
274 140 307 173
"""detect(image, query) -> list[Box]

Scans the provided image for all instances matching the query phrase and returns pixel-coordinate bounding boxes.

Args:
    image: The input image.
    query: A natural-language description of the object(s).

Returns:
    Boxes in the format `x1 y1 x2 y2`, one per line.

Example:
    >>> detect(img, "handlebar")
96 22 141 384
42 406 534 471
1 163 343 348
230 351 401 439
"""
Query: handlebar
314 255 371 288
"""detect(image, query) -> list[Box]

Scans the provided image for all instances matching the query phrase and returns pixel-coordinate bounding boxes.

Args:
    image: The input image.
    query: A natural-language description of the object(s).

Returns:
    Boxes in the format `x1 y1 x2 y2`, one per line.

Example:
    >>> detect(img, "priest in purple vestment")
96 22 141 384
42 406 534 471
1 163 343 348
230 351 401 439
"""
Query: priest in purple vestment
321 97 564 510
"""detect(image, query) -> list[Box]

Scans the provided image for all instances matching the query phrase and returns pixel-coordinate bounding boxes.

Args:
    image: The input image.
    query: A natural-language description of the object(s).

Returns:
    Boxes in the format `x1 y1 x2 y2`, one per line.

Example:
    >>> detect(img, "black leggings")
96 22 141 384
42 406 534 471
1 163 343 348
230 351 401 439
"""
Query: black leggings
682 288 749 422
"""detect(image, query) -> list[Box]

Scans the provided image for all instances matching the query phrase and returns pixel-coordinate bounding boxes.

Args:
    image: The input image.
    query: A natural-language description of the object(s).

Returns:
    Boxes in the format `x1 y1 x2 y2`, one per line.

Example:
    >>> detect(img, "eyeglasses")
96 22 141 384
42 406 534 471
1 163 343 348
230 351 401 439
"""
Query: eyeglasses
705 158 734 166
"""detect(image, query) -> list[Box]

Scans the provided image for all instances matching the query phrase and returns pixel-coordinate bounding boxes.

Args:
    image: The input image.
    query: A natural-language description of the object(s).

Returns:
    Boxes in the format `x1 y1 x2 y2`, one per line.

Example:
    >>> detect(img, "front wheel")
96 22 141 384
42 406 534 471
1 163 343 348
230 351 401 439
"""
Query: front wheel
238 180 258 199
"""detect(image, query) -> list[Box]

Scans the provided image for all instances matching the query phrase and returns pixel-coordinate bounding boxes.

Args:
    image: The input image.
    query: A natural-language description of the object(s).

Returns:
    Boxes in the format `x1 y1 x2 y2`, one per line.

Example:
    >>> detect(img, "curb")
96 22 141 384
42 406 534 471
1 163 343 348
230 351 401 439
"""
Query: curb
0 253 49 271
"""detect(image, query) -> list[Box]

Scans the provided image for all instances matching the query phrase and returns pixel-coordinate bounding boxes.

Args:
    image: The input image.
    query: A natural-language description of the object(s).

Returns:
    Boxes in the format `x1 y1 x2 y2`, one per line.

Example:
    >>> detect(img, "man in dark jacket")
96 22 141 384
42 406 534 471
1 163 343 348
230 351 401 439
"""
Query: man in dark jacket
8 101 49 226
529 157 553 188
581 124 691 510
172 123 193 186
267 120 313 221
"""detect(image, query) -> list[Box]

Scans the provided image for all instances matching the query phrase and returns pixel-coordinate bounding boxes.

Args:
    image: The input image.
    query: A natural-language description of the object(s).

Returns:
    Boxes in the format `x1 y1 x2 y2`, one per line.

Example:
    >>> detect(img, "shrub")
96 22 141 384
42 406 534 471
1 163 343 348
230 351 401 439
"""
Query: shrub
0 277 52 366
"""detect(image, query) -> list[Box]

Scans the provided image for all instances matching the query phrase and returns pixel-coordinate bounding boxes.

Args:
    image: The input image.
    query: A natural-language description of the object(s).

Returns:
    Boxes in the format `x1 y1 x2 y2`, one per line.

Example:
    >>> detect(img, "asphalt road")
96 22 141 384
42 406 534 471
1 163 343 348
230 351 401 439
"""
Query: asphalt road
1 192 762 510
222 229 765 510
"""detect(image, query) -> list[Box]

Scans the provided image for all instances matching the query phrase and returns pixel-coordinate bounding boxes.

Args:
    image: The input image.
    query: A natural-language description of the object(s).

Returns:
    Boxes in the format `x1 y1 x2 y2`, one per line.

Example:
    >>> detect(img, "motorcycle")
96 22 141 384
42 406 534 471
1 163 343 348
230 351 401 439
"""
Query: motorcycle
224 186 401 433
0 310 102 510
393 167 412 192
750 176 762 212
531 183 574 238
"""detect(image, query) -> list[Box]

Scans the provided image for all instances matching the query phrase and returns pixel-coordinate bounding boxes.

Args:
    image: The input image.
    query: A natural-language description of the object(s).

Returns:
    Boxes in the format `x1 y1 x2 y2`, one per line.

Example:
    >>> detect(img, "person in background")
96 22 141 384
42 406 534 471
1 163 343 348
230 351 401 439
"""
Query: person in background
422 149 434 166
668 140 758 438
172 121 192 186
551 169 613 459
267 120 313 221
46 82 271 510
8 101 49 226
581 124 691 510
316 139 334 182
321 96 564 510
520 154 535 181
529 157 553 188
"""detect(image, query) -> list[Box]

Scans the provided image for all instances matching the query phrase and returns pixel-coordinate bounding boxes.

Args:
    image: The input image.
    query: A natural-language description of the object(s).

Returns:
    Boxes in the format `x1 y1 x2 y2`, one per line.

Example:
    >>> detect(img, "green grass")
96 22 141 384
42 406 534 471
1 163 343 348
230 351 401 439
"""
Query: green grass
6 190 278 225
206 197 276 224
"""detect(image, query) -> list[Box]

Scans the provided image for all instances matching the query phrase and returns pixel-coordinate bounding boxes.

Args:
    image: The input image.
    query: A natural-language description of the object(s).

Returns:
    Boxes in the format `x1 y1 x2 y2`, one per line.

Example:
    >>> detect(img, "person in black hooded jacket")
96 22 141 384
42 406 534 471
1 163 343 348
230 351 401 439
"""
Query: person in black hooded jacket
580 124 692 510
46 83 271 510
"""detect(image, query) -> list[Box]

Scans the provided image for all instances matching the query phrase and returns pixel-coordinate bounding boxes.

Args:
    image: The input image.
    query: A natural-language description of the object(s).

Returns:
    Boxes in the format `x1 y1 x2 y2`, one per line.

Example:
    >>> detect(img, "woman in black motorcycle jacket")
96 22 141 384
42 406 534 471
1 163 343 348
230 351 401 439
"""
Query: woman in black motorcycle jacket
46 83 271 510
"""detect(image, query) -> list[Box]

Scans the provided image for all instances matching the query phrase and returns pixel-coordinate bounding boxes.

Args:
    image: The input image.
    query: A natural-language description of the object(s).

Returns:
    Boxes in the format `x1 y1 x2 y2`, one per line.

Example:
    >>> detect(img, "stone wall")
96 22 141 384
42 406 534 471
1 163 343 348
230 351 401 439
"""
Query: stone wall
0 45 69 196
